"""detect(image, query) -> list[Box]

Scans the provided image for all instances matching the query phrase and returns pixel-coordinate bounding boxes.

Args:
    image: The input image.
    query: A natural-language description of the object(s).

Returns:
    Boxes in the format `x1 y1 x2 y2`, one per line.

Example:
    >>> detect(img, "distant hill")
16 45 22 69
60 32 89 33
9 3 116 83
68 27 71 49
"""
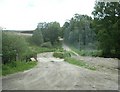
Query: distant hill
3 30 34 34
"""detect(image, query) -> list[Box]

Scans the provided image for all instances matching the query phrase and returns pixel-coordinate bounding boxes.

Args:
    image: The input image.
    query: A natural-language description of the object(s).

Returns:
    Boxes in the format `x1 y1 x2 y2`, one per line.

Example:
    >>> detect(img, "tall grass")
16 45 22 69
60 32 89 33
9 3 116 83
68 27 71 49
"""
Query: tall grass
2 61 37 76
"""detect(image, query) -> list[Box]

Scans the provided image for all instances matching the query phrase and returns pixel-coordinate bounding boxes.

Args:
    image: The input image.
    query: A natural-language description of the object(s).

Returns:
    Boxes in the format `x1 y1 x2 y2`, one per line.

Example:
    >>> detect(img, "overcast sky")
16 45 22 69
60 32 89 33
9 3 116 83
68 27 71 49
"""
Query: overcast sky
0 0 96 30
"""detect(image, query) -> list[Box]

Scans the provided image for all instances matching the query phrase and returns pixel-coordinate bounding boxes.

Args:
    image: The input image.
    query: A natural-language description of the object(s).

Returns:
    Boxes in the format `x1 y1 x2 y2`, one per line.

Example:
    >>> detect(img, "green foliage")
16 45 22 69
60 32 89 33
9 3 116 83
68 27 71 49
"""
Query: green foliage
32 28 44 46
0 64 2 76
32 22 61 46
64 57 96 70
2 61 37 76
0 30 2 56
29 45 58 54
72 48 102 57
92 1 120 58
35 47 55 53
63 14 96 50
2 32 37 64
53 52 64 58
2 32 31 64
53 51 71 59
27 39 62 54
41 42 52 48
37 22 61 45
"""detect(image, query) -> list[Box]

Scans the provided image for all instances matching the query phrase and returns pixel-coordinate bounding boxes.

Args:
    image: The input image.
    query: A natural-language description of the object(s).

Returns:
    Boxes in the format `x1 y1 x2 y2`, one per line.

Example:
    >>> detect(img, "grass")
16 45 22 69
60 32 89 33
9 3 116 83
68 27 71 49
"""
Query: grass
64 57 96 70
28 41 63 54
53 49 96 71
28 45 56 55
53 51 71 59
71 47 102 57
23 36 64 54
0 64 2 76
2 61 37 76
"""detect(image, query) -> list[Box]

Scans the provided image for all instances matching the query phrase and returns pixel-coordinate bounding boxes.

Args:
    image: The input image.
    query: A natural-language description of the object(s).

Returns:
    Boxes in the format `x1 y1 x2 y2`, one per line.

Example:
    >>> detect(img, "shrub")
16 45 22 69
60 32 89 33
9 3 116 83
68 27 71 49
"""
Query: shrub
2 32 30 64
41 42 52 48
53 52 64 58
53 51 71 59
22 49 37 62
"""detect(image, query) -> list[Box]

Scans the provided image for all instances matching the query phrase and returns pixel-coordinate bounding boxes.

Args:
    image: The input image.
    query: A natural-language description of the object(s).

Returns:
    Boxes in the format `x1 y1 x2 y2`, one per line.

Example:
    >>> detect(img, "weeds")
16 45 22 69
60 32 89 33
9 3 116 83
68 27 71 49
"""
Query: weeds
2 61 37 76
64 57 96 70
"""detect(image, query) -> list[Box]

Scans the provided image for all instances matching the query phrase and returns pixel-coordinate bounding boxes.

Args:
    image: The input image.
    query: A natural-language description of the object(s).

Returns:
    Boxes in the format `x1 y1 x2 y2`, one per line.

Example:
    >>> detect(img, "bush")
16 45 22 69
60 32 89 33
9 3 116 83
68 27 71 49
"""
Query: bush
41 42 52 48
53 51 71 59
53 52 64 58
22 49 37 62
2 32 30 64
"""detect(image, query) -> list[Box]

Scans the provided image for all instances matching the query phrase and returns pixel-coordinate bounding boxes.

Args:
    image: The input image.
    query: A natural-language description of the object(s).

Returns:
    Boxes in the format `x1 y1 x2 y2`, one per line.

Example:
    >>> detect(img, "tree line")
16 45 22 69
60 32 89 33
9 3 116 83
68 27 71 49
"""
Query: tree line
32 22 61 46
32 1 120 58
63 14 96 50
2 0 120 65
62 1 120 58
92 1 120 57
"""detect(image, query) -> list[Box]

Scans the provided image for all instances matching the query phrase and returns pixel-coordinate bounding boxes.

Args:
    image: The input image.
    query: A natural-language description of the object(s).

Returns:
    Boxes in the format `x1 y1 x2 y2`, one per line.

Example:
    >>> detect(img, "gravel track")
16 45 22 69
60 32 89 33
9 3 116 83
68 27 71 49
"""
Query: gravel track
2 44 119 90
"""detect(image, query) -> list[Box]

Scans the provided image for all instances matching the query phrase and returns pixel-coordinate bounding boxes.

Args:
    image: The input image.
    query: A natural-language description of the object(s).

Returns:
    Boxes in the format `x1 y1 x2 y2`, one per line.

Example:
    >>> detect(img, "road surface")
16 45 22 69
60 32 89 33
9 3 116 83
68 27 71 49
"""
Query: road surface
2 51 119 90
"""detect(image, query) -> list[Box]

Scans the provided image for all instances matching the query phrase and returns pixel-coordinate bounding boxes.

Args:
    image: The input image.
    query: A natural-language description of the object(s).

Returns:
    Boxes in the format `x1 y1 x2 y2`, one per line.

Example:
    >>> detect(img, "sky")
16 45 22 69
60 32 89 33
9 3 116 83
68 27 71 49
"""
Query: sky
0 0 96 30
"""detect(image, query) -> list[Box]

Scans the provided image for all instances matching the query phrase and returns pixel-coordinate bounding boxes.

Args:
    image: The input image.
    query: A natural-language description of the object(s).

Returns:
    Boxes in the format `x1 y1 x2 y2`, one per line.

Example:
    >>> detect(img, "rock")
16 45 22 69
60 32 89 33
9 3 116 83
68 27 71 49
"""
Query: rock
92 85 96 88
50 61 54 62
30 58 36 61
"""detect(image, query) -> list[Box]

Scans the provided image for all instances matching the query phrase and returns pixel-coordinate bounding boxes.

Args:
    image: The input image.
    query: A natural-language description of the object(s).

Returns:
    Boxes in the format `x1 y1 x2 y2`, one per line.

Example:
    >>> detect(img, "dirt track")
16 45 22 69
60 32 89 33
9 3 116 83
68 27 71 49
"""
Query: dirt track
2 51 119 90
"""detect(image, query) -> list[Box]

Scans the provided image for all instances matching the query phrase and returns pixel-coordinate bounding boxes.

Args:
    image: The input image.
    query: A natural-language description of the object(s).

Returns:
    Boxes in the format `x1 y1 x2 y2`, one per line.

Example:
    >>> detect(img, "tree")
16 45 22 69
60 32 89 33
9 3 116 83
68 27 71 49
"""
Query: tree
46 22 61 45
37 22 61 45
92 1 120 57
32 28 44 46
63 14 96 49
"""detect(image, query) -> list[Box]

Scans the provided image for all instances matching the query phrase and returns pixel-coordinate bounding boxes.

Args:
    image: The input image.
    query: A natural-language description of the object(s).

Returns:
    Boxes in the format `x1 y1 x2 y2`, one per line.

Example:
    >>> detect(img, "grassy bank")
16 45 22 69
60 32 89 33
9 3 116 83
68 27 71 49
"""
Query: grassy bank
70 46 102 57
53 50 96 70
64 57 96 70
53 50 71 59
29 45 62 54
2 61 37 76
2 33 63 76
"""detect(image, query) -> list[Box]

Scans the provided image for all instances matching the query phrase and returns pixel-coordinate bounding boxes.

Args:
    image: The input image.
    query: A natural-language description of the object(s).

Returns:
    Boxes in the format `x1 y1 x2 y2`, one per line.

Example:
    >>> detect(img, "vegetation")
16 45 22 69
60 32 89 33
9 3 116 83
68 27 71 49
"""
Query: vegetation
0 30 2 57
53 50 96 70
32 28 44 46
71 47 102 57
62 1 120 58
2 32 36 64
29 45 58 53
63 14 96 50
2 32 37 76
0 64 2 76
2 29 62 76
2 0 120 76
32 21 61 46
92 1 120 58
53 51 71 59
64 57 96 70
2 61 37 76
